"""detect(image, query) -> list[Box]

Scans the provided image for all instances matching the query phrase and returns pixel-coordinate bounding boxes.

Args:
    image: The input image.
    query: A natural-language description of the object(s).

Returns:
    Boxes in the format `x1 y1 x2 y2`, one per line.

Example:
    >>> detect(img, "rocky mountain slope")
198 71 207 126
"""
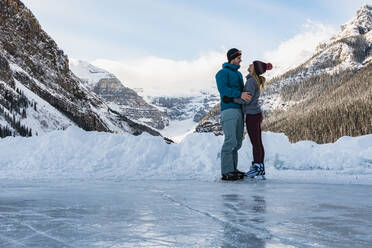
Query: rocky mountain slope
70 59 169 130
0 0 160 138
262 63 372 143
195 103 222 135
196 5 372 142
261 5 372 112
149 92 219 123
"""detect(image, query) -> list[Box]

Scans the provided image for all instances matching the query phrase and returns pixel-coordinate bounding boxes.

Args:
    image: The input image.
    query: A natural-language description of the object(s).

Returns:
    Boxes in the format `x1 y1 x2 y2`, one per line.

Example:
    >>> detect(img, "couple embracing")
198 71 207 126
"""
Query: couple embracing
216 48 272 181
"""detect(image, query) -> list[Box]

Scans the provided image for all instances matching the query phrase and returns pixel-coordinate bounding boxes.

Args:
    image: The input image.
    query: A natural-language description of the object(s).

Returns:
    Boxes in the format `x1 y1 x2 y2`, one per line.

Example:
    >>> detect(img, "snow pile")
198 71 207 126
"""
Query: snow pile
160 118 198 143
1 127 371 184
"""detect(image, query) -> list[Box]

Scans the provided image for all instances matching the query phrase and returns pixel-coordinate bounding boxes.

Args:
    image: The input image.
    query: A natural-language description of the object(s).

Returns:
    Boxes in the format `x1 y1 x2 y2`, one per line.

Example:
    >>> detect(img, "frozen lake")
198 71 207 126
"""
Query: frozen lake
0 179 371 248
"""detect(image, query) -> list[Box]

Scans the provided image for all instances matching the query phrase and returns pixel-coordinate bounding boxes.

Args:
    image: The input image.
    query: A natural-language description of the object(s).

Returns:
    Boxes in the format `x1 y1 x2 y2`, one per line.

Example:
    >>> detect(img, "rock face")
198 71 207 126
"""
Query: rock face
70 60 169 130
196 5 372 142
194 103 222 135
70 60 220 130
0 0 161 137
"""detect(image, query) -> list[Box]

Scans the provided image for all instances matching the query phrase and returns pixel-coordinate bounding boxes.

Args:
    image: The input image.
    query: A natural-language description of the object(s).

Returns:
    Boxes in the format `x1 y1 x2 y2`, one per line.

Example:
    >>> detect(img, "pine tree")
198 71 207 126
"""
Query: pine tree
22 108 27 118
262 63 372 143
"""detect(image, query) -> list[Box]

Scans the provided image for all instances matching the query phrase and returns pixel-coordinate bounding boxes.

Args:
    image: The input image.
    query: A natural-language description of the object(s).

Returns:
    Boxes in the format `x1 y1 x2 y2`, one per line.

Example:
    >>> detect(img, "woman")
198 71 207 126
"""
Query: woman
223 60 272 178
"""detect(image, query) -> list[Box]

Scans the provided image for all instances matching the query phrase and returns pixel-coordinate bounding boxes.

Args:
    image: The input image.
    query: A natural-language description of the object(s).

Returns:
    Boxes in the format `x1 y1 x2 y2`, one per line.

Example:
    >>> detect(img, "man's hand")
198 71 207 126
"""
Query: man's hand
241 92 251 102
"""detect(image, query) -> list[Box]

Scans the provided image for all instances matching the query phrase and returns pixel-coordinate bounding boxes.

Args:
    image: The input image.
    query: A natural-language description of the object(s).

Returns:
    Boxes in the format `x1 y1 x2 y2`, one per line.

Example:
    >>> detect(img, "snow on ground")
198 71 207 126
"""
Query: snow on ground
160 118 198 143
1 127 371 184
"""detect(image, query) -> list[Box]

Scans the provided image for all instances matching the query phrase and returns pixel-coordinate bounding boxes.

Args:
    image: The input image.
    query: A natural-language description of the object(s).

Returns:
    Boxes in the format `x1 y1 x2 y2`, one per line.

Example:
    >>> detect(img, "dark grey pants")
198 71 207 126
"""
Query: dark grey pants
220 108 244 175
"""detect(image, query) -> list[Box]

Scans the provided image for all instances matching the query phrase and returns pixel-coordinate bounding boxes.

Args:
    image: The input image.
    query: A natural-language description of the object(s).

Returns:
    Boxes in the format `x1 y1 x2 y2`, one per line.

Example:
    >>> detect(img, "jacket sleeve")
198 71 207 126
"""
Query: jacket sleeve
233 97 246 104
216 70 242 98
233 77 256 105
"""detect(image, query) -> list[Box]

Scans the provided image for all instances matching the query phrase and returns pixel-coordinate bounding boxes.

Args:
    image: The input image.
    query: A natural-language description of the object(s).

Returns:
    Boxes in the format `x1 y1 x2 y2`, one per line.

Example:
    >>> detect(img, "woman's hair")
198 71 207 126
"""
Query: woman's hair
250 68 266 93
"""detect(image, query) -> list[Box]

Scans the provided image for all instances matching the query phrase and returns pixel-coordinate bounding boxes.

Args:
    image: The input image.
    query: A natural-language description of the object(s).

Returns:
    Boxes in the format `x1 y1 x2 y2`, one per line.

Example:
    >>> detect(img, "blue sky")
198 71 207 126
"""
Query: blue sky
23 0 371 60
22 0 372 96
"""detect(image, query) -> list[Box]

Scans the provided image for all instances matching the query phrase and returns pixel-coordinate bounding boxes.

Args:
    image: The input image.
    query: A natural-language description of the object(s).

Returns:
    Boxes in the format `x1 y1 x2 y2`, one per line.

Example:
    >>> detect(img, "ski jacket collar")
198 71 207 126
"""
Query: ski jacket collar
222 62 240 71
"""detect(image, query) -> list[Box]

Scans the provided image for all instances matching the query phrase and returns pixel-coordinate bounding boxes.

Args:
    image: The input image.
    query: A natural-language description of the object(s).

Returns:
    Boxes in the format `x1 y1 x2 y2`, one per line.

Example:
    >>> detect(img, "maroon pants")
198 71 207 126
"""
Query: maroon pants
245 113 264 163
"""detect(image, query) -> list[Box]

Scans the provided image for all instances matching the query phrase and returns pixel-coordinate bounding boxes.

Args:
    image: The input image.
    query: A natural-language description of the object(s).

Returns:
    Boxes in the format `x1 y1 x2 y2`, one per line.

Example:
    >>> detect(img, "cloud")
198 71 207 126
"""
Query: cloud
91 51 230 97
263 19 336 78
91 19 336 98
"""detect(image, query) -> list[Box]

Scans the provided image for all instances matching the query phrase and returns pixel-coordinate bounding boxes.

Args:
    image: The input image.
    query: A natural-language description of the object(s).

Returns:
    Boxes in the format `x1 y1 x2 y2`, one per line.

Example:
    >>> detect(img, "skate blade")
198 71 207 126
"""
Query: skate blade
244 172 266 180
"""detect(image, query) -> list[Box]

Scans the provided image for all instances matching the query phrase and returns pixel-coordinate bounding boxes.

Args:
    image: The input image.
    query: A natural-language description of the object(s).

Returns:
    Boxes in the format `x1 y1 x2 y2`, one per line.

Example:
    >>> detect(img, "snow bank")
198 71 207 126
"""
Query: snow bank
1 127 371 184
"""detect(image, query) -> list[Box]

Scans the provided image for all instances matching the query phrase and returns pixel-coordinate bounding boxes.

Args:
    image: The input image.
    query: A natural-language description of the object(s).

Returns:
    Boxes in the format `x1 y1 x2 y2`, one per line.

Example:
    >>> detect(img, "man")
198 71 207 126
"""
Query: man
216 48 251 181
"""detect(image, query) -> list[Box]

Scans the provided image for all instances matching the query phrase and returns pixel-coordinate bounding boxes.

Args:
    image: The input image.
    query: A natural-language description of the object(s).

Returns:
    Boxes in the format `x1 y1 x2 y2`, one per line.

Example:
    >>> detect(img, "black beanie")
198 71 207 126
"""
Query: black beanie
227 48 241 62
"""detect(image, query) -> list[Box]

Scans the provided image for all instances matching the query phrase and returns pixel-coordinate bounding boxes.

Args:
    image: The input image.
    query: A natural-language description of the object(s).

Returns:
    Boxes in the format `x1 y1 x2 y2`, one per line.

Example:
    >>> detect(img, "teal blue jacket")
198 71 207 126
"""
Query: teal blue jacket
216 63 244 111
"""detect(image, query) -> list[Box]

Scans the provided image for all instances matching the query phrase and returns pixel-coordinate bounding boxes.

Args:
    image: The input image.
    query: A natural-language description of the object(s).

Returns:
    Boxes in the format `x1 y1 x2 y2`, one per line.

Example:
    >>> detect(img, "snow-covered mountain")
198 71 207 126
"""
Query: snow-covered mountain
196 5 372 142
149 92 220 122
69 59 219 138
69 59 169 130
318 4 372 53
0 0 161 138
261 4 372 111
127 88 219 140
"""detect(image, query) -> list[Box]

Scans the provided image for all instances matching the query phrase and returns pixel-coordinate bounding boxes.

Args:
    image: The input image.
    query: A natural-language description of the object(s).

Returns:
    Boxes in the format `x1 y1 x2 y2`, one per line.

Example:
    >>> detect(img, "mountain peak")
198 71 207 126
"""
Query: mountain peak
69 59 116 86
316 5 372 52
358 4 372 14
339 4 372 36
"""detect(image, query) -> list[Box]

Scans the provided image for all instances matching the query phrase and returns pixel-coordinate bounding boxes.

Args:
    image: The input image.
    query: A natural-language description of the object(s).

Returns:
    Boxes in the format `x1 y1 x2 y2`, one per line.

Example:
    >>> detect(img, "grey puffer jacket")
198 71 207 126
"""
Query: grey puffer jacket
233 75 261 114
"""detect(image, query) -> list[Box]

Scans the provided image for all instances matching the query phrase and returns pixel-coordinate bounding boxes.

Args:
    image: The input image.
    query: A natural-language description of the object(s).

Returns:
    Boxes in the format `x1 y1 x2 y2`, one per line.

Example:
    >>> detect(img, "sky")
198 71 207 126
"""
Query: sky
22 0 372 96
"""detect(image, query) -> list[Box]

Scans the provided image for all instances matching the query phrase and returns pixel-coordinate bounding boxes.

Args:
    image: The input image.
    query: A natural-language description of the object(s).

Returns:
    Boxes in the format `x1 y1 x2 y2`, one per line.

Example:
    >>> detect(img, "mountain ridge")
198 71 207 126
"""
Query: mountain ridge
0 0 162 138
196 5 372 143
69 59 169 130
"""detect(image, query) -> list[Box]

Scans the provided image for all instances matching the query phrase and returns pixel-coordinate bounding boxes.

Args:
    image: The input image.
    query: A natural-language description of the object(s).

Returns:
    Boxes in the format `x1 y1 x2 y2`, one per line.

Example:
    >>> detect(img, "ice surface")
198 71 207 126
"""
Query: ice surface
0 180 371 248
1 127 371 247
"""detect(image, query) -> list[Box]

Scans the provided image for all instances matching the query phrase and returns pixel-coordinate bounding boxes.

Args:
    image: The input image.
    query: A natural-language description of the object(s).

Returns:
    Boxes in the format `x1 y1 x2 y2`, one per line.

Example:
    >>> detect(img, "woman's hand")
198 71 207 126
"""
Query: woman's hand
241 92 251 101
